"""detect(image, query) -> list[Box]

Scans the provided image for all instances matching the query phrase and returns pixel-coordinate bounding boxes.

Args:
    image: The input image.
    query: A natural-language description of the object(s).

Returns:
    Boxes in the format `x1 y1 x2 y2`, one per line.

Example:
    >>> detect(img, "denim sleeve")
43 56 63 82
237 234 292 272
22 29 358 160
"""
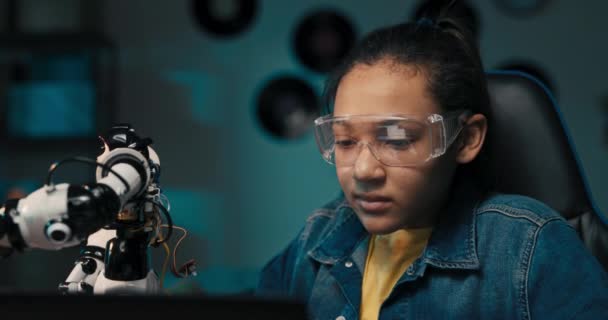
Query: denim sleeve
527 218 608 319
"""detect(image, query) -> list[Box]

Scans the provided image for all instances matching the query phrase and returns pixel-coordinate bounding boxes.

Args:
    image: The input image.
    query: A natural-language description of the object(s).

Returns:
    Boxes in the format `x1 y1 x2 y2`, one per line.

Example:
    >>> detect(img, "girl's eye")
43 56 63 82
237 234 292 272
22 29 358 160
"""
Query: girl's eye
382 139 414 149
335 139 357 148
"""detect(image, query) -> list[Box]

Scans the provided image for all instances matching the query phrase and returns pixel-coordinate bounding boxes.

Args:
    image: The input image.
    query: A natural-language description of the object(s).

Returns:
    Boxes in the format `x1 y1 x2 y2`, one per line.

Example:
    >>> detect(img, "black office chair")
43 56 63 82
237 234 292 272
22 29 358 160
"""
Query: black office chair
482 70 608 270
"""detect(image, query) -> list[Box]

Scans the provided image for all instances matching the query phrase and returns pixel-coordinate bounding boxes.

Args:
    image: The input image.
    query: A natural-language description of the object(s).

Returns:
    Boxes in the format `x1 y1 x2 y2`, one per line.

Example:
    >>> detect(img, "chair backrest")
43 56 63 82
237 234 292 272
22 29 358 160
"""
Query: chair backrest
482 70 608 270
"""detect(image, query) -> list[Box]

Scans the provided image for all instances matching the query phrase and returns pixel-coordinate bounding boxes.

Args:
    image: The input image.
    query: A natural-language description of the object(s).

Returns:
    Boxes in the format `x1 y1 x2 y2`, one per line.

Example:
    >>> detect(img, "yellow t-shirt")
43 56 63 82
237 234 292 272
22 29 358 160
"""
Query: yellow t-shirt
360 227 433 320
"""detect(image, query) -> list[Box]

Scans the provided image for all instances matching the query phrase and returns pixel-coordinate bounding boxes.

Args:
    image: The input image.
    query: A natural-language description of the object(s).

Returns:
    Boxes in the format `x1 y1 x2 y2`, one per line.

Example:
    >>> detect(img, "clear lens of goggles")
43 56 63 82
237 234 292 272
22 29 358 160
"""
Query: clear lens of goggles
313 110 470 167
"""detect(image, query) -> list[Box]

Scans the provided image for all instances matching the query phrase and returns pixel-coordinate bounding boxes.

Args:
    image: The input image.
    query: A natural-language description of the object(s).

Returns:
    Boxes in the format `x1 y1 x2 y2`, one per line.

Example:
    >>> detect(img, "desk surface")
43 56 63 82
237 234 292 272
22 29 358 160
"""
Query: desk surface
0 293 308 319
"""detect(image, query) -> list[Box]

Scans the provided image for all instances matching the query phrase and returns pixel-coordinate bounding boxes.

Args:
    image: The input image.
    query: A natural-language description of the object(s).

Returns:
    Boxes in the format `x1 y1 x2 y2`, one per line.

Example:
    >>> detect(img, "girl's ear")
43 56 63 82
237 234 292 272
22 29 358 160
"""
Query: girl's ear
455 113 487 164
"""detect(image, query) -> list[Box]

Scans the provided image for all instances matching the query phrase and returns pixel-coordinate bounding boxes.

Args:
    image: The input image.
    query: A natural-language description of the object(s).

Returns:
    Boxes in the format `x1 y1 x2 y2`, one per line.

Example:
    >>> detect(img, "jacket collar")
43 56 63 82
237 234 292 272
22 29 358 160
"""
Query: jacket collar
421 178 481 270
308 201 368 265
308 179 482 270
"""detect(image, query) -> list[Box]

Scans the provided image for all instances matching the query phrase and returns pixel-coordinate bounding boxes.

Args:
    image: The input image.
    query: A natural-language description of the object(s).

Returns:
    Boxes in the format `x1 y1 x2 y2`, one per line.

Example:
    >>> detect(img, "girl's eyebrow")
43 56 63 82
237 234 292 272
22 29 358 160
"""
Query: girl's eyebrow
332 120 352 129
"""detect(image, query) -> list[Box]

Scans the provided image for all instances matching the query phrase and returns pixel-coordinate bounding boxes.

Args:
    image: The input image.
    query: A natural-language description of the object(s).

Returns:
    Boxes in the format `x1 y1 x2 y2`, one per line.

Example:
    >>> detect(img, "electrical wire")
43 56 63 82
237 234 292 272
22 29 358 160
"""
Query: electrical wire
156 231 171 289
147 209 162 247
45 156 130 192
136 196 172 246
159 193 171 212
149 201 172 245
161 224 193 278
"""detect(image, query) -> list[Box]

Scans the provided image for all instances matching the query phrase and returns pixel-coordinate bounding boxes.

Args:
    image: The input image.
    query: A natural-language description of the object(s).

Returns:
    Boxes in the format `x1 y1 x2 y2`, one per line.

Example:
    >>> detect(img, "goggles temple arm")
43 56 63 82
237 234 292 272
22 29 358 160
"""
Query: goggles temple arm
444 110 472 149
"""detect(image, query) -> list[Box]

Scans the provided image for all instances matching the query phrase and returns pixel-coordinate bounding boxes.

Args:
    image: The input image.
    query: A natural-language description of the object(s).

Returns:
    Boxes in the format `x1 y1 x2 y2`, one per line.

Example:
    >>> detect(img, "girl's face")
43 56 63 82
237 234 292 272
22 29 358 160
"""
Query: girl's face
333 60 459 234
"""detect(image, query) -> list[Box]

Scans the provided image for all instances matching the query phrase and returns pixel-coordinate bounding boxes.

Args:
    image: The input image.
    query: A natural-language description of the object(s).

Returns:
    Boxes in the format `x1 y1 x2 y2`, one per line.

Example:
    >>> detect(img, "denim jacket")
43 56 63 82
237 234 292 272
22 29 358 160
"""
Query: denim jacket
256 182 608 319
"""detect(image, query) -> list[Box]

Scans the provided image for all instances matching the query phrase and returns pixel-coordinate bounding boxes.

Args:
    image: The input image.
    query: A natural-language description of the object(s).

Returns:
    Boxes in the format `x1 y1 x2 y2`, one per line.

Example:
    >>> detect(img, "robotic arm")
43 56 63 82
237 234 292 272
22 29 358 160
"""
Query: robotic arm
0 124 158 253
0 124 181 295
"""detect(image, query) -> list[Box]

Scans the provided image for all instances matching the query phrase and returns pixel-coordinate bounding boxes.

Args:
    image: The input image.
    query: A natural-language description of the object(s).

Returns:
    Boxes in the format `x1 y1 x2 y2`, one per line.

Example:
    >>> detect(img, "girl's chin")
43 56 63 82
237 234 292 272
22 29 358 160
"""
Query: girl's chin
357 215 403 235
356 210 428 234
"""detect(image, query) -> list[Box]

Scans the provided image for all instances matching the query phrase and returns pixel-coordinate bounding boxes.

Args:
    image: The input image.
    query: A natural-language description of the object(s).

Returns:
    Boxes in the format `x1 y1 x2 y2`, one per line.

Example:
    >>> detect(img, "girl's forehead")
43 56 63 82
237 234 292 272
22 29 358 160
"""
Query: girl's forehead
333 61 441 117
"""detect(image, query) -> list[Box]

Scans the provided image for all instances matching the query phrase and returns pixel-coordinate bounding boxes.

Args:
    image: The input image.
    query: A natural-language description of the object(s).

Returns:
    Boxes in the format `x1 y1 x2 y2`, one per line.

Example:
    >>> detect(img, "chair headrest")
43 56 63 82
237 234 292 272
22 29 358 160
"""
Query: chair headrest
482 70 605 224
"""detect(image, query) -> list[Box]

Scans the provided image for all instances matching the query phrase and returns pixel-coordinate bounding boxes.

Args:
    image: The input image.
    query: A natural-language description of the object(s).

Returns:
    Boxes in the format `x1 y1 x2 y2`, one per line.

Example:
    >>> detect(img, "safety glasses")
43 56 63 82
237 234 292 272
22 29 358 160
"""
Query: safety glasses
313 110 471 167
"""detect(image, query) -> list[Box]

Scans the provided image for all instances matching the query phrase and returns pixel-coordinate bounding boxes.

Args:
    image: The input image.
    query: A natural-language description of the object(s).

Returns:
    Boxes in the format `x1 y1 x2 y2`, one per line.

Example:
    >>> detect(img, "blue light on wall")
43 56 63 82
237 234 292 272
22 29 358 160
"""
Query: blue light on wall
6 53 96 138
8 81 95 138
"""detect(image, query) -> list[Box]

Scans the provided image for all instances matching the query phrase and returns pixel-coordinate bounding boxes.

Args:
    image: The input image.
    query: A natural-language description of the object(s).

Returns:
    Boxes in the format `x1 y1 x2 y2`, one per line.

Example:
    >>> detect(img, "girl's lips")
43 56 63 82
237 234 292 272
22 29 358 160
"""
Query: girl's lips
356 198 392 212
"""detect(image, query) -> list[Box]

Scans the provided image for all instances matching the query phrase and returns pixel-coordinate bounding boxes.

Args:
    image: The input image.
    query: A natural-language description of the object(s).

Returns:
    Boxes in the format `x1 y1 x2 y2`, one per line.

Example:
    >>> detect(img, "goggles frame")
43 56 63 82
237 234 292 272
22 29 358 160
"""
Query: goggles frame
313 110 472 167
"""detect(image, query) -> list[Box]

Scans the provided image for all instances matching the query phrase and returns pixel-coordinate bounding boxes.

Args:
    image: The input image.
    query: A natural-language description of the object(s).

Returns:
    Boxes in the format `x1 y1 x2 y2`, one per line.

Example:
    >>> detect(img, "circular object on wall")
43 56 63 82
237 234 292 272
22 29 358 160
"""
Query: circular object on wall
412 0 481 42
256 76 319 140
191 0 257 37
495 61 557 98
293 10 356 73
493 0 552 18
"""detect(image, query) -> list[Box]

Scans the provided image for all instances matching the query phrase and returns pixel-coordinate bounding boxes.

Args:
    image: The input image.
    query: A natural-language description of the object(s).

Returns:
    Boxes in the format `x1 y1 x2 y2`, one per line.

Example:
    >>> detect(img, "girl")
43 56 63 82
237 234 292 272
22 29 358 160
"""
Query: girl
256 3 608 319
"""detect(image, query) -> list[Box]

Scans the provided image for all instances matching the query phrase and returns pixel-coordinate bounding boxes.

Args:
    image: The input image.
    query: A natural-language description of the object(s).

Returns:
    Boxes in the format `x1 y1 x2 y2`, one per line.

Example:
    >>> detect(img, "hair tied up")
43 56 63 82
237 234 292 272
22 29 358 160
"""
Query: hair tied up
416 17 437 28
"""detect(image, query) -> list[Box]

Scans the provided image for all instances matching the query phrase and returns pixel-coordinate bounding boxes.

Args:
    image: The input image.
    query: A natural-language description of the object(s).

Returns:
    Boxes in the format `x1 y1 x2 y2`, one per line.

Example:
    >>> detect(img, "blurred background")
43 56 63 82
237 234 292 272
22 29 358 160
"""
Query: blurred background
0 0 606 295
